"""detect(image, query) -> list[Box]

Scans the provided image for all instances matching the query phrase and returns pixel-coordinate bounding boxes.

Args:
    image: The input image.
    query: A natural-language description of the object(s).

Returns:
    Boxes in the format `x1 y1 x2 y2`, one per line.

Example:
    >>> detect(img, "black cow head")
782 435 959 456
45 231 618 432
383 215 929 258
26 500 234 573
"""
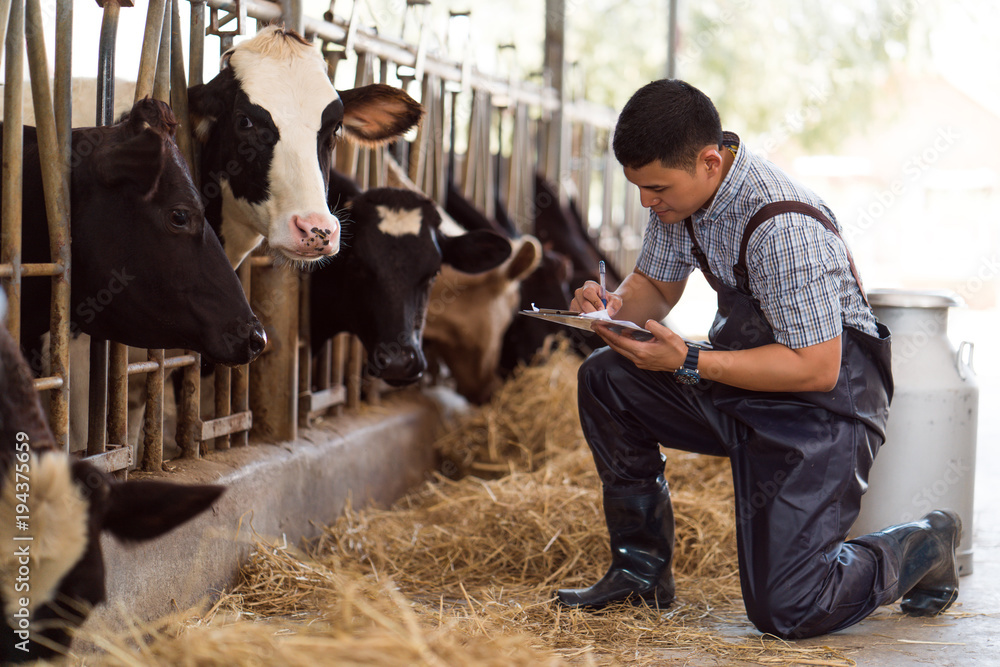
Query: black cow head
188 26 423 269
310 184 511 386
0 319 223 663
31 97 266 366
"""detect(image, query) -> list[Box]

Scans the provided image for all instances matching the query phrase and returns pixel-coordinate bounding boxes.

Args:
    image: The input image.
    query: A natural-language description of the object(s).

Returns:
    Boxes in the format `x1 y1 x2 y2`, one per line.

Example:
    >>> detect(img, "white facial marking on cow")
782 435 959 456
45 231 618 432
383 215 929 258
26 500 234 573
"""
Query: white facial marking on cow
0 453 88 620
376 206 423 237
226 29 340 262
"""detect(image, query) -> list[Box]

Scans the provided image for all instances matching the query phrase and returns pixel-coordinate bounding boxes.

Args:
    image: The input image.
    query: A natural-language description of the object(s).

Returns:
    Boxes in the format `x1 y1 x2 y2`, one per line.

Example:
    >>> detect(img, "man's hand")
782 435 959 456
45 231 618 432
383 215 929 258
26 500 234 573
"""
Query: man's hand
591 319 688 372
571 280 623 316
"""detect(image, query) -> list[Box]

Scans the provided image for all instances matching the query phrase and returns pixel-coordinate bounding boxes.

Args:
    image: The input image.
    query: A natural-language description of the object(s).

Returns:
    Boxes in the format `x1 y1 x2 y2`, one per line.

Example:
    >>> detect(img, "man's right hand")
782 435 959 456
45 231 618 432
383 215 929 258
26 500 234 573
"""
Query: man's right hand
571 281 623 316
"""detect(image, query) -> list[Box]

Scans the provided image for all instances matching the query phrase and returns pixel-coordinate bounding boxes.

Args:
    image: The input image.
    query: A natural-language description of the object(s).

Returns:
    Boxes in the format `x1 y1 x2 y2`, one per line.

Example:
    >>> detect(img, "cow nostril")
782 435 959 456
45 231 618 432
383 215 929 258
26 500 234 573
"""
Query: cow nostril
248 323 267 357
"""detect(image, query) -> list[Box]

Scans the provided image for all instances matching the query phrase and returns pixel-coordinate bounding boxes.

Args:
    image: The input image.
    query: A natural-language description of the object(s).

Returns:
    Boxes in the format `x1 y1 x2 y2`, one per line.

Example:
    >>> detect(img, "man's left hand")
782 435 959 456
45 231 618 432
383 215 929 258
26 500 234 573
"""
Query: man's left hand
592 319 688 372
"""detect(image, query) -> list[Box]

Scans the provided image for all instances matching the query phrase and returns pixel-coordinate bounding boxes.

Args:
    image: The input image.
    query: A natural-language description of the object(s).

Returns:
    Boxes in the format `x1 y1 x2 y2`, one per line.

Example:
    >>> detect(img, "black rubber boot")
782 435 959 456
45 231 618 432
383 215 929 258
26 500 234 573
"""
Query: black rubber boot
882 510 962 616
557 476 675 609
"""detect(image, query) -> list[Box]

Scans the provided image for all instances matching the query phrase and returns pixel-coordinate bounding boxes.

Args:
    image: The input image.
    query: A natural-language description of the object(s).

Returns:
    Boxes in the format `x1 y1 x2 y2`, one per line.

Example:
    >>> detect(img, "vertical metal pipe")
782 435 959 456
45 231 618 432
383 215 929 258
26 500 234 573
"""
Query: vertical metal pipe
2 0 24 343
189 0 205 87
152 0 171 102
666 0 678 79
213 366 231 450
170 0 195 171
178 356 201 458
108 341 128 447
96 2 120 126
53 0 71 150
89 0 121 457
135 0 166 101
25 0 72 450
231 260 250 447
0 0 12 71
249 264 299 442
281 0 302 34
141 348 164 471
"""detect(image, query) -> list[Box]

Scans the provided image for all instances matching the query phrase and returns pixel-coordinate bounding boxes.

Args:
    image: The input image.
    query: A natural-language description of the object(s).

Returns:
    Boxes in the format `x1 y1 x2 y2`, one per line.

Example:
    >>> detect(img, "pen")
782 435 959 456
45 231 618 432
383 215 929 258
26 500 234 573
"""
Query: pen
599 260 607 308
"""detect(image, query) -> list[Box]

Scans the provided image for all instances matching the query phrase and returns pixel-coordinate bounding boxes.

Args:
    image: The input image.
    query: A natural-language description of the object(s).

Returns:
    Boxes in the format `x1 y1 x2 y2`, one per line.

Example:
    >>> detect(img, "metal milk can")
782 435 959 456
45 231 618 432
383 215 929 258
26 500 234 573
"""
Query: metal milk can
852 289 978 575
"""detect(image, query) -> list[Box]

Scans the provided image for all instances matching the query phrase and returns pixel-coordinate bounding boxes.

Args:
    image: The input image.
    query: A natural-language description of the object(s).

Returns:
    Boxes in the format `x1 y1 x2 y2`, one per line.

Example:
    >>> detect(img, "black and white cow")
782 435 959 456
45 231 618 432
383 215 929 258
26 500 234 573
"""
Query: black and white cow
14 97 266 369
309 173 511 385
188 26 423 269
0 293 224 663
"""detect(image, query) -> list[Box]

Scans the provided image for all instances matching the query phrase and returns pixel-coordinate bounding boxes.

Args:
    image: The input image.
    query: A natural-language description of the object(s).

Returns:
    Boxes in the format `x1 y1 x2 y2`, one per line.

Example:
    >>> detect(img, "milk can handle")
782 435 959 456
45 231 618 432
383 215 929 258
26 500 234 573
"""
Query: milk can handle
956 341 975 380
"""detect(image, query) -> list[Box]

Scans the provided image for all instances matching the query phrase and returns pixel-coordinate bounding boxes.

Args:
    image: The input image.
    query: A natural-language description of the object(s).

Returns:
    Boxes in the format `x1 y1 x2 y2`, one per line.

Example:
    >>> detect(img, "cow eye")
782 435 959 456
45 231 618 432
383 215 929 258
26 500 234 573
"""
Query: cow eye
169 209 190 228
334 121 343 136
237 114 253 130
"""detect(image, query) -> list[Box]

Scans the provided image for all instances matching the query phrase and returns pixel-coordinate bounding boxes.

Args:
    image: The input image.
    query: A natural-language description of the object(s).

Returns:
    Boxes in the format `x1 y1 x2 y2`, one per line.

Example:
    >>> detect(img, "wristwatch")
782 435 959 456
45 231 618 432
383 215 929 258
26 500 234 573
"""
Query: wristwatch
673 345 700 385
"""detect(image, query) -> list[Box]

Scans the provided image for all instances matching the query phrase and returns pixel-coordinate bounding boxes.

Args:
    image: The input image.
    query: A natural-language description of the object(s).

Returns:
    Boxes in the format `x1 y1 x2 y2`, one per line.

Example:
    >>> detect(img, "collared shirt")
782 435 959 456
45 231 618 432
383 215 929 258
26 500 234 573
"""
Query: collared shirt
635 132 877 349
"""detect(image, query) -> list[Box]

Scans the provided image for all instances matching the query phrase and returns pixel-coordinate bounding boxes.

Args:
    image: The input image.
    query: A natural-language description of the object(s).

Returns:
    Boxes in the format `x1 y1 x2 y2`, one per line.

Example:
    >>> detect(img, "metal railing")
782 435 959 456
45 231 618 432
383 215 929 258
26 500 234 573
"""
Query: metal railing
1 0 643 473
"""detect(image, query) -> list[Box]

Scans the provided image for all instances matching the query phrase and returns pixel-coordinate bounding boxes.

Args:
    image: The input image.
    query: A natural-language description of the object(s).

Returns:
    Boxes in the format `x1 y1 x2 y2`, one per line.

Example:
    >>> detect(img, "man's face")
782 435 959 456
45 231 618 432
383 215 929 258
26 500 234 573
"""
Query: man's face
624 156 718 225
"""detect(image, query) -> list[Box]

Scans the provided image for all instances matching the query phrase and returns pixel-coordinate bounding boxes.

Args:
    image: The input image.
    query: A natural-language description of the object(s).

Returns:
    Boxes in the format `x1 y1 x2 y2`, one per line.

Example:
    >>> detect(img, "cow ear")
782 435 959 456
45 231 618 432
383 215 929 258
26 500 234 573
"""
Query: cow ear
339 83 423 146
95 129 165 196
439 230 512 274
187 80 227 143
102 481 224 543
505 235 542 282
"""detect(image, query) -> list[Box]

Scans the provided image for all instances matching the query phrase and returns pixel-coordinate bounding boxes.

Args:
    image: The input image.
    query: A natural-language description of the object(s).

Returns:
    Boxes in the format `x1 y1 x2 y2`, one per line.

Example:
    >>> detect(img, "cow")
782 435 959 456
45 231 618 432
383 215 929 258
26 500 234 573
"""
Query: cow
0 292 224 663
14 97 266 370
309 172 512 385
187 26 423 270
422 234 542 404
532 173 622 290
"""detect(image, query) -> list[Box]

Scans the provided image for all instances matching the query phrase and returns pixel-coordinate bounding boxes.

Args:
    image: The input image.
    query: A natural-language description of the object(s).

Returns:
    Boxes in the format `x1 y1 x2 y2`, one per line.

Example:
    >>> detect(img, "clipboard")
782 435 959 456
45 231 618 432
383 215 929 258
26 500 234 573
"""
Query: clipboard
519 307 655 341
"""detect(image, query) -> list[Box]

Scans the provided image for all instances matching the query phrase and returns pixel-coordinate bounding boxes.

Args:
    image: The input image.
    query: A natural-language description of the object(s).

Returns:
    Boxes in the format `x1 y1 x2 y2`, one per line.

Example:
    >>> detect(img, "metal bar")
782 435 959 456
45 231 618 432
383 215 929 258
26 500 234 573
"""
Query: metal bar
204 0 616 128
84 444 131 474
32 376 64 392
308 386 346 414
177 353 201 458
0 1 12 76
96 2 120 125
0 262 62 277
189 0 205 86
346 336 362 409
87 338 109 456
152 0 171 102
200 411 252 441
249 263 299 441
280 0 302 34
107 342 129 448
26 0 72 451
2 0 24 343
170 0 196 171
140 348 164 471
231 260 251 447
213 365 232 450
135 0 166 101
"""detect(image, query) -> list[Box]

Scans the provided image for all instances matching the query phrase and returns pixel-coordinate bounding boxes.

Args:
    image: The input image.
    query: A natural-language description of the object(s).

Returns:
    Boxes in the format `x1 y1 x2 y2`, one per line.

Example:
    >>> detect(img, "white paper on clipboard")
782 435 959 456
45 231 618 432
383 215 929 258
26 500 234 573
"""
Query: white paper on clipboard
519 304 656 341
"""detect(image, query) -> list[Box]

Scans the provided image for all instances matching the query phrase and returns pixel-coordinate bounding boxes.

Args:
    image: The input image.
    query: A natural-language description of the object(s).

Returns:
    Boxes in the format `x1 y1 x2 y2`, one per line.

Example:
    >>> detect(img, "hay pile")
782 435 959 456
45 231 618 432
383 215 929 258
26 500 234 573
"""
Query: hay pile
79 338 857 666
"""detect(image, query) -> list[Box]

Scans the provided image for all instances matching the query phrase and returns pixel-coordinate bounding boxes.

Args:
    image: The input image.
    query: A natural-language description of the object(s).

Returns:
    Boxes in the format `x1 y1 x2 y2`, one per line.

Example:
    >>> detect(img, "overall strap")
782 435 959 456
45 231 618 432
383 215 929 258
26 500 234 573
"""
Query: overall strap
734 201 870 306
684 217 725 293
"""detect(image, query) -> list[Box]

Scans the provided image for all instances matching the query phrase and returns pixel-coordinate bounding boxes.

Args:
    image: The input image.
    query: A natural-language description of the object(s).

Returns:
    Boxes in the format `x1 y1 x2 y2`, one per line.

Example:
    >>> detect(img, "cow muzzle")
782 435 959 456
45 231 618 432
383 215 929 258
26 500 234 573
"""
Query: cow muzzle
367 343 427 386
286 211 340 261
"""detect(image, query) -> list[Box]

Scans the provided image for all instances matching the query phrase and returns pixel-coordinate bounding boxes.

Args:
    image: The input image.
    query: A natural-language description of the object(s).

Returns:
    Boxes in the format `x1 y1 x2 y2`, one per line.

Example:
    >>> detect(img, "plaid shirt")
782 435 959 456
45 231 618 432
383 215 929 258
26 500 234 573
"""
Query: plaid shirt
636 132 877 349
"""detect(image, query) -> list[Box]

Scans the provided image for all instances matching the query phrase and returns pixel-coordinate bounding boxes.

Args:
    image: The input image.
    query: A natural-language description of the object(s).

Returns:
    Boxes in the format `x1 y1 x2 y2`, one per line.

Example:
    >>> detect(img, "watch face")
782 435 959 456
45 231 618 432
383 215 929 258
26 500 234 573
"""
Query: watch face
674 368 700 385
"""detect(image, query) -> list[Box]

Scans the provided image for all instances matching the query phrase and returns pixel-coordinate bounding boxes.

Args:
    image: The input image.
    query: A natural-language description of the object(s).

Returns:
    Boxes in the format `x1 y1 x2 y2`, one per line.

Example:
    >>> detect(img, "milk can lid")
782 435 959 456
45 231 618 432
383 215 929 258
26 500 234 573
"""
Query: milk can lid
868 288 965 309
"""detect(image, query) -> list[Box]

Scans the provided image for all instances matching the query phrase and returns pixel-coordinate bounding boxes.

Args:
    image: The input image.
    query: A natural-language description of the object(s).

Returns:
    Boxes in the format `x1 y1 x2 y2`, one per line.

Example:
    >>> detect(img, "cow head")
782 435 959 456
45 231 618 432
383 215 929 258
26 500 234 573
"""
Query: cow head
0 320 224 663
66 98 265 366
424 235 542 404
188 27 422 269
310 184 511 386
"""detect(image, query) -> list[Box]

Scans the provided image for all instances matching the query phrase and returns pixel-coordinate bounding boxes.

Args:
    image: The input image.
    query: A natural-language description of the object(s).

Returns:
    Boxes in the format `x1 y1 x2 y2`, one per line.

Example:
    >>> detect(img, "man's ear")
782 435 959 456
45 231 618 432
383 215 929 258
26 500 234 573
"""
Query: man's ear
701 145 724 175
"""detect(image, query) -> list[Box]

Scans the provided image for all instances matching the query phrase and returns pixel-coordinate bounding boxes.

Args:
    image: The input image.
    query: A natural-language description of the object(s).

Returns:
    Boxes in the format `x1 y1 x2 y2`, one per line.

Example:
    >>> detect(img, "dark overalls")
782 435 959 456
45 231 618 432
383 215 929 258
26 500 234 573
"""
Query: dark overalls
578 201 900 638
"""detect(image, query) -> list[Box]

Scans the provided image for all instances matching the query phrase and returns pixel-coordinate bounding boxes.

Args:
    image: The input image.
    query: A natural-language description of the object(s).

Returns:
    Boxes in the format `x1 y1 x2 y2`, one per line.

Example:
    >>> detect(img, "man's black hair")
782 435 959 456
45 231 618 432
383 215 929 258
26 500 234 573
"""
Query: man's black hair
612 79 723 171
